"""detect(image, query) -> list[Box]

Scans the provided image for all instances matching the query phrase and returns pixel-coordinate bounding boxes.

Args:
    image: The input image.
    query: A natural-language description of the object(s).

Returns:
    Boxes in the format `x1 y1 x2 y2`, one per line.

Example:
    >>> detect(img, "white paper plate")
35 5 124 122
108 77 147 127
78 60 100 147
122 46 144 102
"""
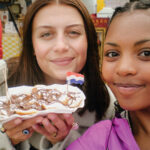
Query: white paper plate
0 84 85 124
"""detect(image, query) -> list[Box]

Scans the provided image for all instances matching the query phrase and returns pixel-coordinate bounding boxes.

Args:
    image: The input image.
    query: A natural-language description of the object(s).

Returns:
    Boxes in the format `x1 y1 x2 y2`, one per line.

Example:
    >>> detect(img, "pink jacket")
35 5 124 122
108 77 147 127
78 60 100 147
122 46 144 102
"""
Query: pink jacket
67 117 140 150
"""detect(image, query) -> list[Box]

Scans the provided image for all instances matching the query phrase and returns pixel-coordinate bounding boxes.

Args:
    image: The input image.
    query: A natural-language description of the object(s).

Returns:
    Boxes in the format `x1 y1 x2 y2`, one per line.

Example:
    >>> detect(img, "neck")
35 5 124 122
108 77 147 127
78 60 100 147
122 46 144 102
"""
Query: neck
45 78 66 85
44 74 66 85
129 109 150 150
129 109 150 135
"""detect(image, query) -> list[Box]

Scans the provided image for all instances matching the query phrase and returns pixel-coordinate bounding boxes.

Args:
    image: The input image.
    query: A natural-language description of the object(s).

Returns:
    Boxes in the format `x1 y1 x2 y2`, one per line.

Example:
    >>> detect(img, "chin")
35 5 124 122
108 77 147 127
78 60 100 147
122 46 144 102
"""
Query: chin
55 75 66 84
119 102 138 111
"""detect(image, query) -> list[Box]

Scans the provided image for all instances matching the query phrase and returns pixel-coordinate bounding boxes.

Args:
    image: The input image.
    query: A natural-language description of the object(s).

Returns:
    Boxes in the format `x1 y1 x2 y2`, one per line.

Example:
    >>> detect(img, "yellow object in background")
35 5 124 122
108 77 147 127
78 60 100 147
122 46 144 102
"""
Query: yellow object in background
2 33 22 60
97 0 105 12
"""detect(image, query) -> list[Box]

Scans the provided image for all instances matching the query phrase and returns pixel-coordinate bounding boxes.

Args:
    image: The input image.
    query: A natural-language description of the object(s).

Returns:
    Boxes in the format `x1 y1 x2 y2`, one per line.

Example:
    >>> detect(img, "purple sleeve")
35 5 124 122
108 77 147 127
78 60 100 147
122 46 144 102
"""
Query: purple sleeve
66 120 112 150
66 139 83 150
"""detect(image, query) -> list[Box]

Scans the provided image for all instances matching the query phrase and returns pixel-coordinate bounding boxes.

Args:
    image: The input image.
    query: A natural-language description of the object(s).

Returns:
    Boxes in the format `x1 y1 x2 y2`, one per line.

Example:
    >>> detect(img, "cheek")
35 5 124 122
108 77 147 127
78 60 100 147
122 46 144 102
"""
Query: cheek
102 61 115 83
32 34 50 56
80 52 87 67
102 63 110 83
33 41 48 58
78 44 87 66
75 37 87 63
80 46 87 59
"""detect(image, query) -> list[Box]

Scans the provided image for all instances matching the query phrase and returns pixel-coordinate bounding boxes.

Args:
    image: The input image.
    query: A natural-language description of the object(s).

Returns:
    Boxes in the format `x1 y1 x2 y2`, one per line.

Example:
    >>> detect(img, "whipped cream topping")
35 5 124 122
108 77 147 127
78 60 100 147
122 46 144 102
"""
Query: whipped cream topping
0 84 85 123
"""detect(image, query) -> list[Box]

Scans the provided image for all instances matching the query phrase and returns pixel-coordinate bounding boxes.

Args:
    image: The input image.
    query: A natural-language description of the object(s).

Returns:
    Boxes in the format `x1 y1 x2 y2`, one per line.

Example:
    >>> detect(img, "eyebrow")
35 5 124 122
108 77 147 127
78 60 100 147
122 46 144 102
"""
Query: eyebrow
134 39 150 46
35 24 84 30
67 24 84 28
105 39 150 47
105 42 120 47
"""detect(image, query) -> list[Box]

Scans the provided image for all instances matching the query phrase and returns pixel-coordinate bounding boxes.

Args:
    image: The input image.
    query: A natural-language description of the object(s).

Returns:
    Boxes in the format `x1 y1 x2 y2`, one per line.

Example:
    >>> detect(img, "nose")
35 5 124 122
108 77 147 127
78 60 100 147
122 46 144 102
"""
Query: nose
53 34 69 53
116 55 137 76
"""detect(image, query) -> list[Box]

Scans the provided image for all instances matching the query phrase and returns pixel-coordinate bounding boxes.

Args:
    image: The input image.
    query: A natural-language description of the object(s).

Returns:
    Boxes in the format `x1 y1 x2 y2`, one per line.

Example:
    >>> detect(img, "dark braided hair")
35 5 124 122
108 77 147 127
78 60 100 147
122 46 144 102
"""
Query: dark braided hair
105 0 150 115
108 0 150 31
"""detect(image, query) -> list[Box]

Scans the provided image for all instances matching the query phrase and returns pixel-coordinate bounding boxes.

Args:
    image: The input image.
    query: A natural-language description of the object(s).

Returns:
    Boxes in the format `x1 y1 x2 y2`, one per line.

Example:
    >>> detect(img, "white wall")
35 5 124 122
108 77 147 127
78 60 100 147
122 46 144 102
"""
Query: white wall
19 0 96 15
81 0 97 14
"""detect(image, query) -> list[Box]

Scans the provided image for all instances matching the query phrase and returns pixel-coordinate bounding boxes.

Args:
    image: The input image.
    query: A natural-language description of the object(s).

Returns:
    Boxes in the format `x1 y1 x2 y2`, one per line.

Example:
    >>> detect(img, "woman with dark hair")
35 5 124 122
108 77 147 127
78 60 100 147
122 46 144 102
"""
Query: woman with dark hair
67 1 150 150
0 0 114 149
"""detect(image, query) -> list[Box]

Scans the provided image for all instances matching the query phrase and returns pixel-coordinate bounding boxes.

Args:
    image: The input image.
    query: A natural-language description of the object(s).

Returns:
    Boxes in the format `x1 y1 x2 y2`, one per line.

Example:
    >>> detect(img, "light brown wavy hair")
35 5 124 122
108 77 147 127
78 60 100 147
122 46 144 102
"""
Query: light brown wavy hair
8 0 110 120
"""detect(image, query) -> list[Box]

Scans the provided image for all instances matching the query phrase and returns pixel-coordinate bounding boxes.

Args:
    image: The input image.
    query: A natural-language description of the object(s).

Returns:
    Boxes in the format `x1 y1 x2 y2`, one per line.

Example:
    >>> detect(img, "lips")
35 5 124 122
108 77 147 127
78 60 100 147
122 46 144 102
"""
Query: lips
113 83 145 96
50 57 74 65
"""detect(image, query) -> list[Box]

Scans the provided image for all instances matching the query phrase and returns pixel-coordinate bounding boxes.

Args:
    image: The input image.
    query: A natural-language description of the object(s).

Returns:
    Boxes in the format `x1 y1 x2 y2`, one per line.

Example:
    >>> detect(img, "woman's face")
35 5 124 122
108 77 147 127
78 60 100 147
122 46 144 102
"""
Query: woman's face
32 4 87 84
102 11 150 111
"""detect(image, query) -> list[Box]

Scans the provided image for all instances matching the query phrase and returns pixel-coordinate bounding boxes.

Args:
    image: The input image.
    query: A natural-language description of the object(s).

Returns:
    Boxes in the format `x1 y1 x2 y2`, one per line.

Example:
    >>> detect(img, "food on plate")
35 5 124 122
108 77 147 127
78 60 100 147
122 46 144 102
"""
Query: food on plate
0 84 85 123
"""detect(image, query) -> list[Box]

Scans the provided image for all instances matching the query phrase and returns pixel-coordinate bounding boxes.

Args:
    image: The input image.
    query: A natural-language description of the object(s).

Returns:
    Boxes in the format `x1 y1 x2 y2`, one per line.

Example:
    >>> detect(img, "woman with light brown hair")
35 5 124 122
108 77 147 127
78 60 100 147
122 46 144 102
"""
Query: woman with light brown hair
0 0 114 149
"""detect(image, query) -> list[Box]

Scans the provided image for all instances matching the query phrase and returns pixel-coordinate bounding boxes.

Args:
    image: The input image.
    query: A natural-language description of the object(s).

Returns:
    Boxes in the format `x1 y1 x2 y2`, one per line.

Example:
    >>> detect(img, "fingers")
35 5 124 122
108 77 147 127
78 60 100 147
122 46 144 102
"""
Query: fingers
60 114 74 128
59 114 78 130
32 118 61 145
10 127 34 145
32 113 75 144
15 116 43 133
2 113 76 145
42 117 58 134
32 118 57 136
6 116 43 135
47 114 68 134
3 116 43 145
3 118 23 130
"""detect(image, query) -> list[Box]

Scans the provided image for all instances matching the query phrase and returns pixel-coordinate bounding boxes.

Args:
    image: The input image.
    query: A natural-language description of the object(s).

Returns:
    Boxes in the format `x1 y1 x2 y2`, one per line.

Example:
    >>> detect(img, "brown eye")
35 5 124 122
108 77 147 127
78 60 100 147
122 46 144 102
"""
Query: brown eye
140 51 150 57
105 51 119 57
69 31 80 36
41 32 51 37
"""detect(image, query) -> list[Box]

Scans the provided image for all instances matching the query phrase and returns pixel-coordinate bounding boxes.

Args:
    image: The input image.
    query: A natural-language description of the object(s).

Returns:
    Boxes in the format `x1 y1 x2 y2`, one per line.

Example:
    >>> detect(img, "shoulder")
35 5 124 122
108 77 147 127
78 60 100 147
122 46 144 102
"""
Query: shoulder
83 120 112 138
67 120 112 150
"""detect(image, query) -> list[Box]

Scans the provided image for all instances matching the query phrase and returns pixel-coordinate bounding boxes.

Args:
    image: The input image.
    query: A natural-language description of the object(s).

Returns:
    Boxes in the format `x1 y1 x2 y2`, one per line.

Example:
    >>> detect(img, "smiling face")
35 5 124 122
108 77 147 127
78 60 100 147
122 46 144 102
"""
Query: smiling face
102 11 150 111
32 4 87 84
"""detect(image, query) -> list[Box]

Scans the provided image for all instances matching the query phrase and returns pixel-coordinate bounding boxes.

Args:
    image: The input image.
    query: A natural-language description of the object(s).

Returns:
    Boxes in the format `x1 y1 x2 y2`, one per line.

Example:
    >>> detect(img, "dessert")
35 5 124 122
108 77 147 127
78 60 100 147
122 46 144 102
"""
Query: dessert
0 84 85 123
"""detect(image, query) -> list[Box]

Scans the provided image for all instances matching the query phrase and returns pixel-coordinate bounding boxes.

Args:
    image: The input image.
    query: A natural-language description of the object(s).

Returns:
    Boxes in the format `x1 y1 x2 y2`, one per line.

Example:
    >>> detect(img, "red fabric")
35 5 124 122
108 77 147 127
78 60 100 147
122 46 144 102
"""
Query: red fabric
0 20 2 59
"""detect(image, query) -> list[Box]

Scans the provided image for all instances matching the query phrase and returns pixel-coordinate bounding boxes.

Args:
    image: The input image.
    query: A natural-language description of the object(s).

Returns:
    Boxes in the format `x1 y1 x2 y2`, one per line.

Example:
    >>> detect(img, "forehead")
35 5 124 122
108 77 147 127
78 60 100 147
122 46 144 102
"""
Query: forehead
106 10 150 41
32 4 84 27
